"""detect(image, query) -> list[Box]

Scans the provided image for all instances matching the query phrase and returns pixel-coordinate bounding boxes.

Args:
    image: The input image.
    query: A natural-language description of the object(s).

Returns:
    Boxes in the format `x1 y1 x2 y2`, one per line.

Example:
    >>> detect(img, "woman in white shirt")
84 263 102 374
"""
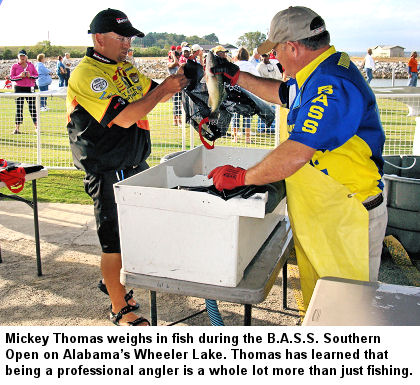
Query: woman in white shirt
232 47 259 143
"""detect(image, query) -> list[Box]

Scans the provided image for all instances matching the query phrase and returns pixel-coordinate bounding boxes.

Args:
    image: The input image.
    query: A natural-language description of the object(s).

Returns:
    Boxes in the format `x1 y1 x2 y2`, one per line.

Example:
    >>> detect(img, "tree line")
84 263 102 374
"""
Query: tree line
0 31 266 59
137 32 219 48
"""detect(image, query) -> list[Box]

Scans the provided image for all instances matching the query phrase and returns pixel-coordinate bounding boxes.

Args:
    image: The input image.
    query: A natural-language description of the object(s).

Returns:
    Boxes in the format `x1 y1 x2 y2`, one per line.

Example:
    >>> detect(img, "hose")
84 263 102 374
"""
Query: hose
384 157 416 170
205 299 224 326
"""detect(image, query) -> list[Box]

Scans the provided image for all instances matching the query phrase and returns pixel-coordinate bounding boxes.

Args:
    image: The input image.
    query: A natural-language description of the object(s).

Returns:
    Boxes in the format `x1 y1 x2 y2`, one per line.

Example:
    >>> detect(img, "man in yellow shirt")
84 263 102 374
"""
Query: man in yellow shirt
67 8 188 325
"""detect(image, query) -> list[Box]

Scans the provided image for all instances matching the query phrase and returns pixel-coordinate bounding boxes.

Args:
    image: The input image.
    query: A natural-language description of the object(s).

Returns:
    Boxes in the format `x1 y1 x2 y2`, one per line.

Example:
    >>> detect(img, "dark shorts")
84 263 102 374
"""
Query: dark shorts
84 161 149 253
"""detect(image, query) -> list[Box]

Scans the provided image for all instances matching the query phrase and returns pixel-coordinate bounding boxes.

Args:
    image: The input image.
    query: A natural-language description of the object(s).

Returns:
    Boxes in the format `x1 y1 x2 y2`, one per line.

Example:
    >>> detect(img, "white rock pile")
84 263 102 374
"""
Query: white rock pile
0 58 409 80
0 58 169 80
353 60 409 79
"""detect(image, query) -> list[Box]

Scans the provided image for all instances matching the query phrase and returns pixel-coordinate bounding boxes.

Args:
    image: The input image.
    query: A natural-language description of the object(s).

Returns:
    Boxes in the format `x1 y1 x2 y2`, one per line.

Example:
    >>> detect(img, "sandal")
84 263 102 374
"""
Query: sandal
98 280 140 310
110 290 150 326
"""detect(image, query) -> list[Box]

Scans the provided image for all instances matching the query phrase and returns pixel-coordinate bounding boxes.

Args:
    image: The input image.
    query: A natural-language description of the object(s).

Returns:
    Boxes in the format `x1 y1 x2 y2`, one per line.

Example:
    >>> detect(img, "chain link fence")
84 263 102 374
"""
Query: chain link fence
1 90 419 169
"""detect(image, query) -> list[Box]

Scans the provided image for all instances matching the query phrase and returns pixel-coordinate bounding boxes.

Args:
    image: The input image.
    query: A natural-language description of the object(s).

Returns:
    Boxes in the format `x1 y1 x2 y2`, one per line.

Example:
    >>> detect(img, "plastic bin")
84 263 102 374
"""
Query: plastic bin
383 155 420 257
114 146 286 287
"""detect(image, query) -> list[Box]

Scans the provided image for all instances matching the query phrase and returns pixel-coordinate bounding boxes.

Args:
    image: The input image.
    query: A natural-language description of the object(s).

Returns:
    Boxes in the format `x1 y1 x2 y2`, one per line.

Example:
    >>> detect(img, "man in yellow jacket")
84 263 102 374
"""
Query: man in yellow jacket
209 6 387 307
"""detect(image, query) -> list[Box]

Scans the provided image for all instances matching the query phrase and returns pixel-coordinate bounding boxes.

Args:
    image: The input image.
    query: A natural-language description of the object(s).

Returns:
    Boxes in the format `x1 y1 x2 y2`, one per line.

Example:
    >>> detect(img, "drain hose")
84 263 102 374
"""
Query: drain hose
384 157 416 170
205 299 224 326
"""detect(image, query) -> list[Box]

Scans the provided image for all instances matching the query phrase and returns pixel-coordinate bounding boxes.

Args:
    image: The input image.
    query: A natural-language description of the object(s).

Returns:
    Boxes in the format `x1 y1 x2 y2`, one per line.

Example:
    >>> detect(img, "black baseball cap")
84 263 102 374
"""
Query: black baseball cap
88 8 144 38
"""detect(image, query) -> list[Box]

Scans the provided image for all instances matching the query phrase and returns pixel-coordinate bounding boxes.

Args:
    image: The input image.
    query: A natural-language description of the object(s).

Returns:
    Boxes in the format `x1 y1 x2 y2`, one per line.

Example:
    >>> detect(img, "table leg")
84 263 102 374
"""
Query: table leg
150 290 157 326
32 180 42 276
282 259 288 309
244 304 252 326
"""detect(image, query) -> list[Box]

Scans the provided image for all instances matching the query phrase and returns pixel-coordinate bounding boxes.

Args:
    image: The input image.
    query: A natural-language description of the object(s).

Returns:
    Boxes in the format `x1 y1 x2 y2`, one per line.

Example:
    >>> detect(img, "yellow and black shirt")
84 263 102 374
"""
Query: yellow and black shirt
66 47 157 174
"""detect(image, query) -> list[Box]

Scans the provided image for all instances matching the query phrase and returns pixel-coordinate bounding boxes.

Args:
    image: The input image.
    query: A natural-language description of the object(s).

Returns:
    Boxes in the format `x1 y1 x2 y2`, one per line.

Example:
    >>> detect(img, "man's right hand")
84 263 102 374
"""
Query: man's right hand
211 61 240 86
161 72 189 94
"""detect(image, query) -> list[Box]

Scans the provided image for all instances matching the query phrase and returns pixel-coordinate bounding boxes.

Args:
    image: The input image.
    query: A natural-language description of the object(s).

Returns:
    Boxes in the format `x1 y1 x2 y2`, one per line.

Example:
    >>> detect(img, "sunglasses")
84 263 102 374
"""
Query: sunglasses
106 34 136 44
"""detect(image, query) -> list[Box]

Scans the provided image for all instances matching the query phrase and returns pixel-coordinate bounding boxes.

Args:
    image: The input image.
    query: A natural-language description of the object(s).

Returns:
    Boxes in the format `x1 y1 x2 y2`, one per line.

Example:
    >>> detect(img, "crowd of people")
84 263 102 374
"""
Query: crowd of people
165 40 288 139
7 30 418 136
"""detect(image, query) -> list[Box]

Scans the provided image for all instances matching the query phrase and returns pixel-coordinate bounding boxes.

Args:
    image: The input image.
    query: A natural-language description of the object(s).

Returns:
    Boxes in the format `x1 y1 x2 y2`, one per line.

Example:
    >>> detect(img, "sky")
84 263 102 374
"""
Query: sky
0 0 419 52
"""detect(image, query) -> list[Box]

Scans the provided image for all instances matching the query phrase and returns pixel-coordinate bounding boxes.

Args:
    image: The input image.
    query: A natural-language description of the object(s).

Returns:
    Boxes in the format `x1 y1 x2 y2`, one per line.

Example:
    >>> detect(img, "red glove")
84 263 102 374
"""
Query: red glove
208 165 246 191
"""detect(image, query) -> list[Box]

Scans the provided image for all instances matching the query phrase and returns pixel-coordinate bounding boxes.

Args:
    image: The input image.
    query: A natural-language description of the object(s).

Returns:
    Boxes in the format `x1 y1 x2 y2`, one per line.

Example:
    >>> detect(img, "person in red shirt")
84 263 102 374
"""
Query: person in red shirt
168 45 176 61
178 46 191 65
4 75 12 89
408 51 418 87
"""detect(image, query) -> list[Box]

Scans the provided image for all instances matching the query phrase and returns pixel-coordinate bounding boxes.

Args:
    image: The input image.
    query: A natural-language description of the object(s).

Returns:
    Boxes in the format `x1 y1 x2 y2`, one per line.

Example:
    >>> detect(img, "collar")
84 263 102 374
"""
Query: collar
296 45 336 88
86 47 117 65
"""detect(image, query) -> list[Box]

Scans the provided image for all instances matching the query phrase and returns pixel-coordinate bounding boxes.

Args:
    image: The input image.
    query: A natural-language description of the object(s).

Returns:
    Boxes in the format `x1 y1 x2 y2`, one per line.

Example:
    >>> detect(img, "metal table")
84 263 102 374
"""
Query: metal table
303 276 420 326
0 168 48 276
121 219 293 326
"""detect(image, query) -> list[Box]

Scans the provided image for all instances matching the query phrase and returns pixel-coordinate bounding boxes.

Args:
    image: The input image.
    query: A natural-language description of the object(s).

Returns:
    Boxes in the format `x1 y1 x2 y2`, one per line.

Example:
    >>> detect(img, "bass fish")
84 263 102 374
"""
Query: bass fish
205 51 227 125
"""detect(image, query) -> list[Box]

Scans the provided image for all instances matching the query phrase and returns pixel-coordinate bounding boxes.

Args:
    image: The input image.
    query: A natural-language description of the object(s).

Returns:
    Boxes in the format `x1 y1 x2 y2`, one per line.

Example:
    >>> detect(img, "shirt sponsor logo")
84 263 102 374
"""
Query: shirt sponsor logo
92 52 111 63
91 78 108 92
129 72 139 83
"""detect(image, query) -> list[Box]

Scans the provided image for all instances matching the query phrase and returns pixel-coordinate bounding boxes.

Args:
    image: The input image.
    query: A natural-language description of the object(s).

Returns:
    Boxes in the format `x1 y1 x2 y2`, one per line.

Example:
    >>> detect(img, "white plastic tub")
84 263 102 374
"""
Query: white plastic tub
114 146 286 287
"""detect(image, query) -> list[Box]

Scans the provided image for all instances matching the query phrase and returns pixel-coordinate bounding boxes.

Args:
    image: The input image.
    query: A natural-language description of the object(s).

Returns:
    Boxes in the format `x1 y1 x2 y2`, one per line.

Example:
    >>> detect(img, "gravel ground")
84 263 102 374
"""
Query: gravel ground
0 201 418 327
0 201 302 326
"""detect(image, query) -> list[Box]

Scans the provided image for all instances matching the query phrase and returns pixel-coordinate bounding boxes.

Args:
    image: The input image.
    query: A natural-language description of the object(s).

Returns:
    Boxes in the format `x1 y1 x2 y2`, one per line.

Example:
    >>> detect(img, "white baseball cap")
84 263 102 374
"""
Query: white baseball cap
192 44 203 52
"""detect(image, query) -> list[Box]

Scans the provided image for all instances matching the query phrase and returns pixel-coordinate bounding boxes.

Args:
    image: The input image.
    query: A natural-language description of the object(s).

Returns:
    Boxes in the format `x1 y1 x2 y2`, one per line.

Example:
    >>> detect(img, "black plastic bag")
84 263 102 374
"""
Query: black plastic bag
174 180 286 214
182 60 276 147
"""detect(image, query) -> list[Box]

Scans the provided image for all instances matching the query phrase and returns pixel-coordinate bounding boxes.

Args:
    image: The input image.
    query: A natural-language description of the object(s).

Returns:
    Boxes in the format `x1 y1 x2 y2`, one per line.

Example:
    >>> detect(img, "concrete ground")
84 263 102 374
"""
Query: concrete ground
0 201 302 326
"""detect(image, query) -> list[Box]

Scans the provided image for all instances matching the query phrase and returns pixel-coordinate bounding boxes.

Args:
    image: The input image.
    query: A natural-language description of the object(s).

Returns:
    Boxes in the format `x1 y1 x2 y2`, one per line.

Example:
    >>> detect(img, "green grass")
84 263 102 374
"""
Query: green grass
15 169 91 204
1 94 416 204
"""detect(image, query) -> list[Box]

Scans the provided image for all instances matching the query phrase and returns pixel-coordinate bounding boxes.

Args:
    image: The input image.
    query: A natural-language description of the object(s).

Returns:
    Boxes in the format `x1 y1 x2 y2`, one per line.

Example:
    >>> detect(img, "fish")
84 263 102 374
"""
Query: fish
205 51 227 125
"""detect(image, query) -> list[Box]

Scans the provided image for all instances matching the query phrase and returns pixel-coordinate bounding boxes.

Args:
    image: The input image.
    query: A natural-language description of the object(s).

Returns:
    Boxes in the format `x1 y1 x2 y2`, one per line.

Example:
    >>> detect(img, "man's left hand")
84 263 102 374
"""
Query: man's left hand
208 165 246 191
211 61 240 86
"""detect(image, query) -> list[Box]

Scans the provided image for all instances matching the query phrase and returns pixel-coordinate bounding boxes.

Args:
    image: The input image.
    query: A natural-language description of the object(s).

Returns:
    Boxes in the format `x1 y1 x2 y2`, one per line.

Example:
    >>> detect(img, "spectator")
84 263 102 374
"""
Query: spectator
407 51 418 87
256 53 282 133
363 48 375 84
212 45 229 59
179 46 191 65
269 50 278 62
167 45 176 62
9 49 38 134
56 55 66 87
249 48 261 67
62 52 72 86
191 44 204 66
257 53 282 80
3 75 12 89
66 8 188 326
181 41 188 49
209 6 387 307
126 48 136 66
268 50 287 81
168 45 182 126
35 53 52 111
167 46 180 74
231 47 259 144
